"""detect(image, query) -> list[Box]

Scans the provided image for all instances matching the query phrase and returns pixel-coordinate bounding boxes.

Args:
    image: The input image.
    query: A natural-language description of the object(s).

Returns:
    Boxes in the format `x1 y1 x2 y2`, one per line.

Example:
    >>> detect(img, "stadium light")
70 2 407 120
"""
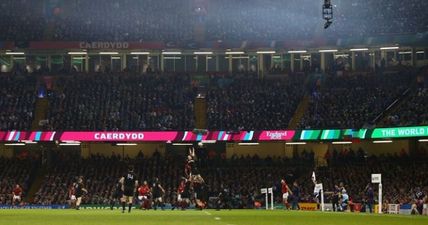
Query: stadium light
162 51 182 55
380 46 399 50
238 143 259 146
225 51 245 55
416 51 425 54
335 54 350 57
116 143 138 146
193 51 213 55
286 142 307 145
288 50 307 54
398 51 412 55
418 139 428 143
256 51 276 54
68 52 87 55
59 143 81 146
4 143 26 146
319 49 338 53
130 52 150 55
172 143 193 146
332 141 352 145
350 48 369 52
22 140 37 144
5 52 25 55
99 52 119 55
373 140 393 144
201 140 216 144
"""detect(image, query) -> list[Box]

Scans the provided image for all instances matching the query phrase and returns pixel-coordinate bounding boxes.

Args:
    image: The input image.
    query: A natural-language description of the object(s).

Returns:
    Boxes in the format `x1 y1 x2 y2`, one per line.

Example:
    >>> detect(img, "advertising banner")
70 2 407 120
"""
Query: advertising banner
1 126 428 143
257 130 295 141
371 126 428 139
0 205 67 209
298 203 318 211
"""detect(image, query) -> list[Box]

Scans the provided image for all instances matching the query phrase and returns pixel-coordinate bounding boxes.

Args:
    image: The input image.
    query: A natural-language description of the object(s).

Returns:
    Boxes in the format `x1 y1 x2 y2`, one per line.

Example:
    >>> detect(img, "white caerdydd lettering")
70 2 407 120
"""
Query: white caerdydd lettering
79 42 130 49
94 132 144 140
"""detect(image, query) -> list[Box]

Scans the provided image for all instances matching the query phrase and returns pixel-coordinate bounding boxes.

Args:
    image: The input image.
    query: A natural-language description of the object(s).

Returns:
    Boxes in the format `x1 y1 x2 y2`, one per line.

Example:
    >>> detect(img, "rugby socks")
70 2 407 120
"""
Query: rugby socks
122 202 126 213
128 203 132 213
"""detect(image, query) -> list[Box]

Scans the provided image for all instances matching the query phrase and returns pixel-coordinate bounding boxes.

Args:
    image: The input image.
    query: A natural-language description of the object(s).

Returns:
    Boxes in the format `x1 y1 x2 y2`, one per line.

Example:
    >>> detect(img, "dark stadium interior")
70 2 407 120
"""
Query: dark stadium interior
0 0 428 219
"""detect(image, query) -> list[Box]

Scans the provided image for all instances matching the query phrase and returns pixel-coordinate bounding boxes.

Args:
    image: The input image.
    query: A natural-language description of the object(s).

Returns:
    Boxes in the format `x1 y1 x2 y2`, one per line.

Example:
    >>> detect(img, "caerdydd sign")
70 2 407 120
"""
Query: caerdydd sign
371 126 428 139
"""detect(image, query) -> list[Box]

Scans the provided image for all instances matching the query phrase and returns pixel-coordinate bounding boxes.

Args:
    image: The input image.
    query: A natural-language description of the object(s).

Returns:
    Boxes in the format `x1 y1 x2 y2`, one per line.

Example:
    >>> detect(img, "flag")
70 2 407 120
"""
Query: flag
311 171 316 183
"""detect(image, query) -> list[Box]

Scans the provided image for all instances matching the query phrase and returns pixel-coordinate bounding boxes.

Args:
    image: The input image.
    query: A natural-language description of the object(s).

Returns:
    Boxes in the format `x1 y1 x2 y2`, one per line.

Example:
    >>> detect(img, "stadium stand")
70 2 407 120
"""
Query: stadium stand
0 75 36 130
383 68 428 126
0 156 39 205
207 74 305 130
45 73 195 131
299 70 414 129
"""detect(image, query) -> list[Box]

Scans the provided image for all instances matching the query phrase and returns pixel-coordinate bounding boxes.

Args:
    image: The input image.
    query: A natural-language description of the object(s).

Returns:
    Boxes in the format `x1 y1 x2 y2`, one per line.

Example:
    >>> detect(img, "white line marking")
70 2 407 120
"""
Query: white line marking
214 217 221 220
204 211 212 216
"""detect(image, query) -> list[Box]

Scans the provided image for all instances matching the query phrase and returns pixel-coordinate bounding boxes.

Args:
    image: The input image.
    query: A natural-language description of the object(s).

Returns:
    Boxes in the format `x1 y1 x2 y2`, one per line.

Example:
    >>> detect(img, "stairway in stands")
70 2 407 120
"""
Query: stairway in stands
288 95 311 129
25 167 47 203
31 98 49 130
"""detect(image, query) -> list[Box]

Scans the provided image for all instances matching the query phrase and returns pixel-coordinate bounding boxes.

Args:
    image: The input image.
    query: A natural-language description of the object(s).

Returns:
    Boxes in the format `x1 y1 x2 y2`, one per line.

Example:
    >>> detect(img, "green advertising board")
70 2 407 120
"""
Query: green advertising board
320 129 341 140
300 130 321 140
371 126 428 139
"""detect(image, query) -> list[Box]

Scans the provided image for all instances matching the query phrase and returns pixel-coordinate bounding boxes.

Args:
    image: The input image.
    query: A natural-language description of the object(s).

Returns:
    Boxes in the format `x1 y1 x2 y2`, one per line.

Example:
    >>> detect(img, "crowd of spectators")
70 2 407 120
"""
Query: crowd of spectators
0 75 36 130
383 69 428 126
207 74 305 130
0 157 39 205
299 71 413 129
1 0 427 42
46 73 195 131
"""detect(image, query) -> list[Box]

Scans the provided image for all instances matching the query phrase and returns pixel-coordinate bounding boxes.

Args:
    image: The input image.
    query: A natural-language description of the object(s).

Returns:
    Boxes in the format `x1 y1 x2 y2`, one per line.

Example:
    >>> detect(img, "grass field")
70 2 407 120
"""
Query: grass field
0 209 427 225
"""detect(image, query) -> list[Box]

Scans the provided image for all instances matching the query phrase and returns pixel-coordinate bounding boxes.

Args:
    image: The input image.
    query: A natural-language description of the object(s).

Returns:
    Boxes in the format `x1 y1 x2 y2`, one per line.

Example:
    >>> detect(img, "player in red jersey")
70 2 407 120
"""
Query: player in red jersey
12 184 23 206
281 179 292 210
137 181 151 209
68 183 76 208
176 178 186 210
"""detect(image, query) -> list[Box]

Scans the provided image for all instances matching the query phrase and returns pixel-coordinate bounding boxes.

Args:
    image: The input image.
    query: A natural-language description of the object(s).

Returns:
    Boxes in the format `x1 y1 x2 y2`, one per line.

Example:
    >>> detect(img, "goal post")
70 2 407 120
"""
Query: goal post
371 174 382 214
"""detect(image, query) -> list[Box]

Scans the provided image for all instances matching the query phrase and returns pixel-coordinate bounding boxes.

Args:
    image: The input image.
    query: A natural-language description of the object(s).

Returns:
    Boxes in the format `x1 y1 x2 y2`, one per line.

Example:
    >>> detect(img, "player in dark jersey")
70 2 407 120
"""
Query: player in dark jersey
332 184 340 212
110 180 123 210
119 166 138 213
74 177 88 210
152 177 165 210
216 184 232 210
414 188 426 215
194 181 208 210
185 147 196 178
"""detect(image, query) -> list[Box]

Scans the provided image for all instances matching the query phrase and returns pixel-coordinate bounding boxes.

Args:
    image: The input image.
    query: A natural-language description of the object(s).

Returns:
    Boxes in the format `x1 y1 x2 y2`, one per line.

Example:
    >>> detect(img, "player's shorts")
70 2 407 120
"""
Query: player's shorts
124 189 134 197
282 193 289 200
70 195 76 201
138 195 148 201
155 197 163 202
13 195 21 201
177 194 182 201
